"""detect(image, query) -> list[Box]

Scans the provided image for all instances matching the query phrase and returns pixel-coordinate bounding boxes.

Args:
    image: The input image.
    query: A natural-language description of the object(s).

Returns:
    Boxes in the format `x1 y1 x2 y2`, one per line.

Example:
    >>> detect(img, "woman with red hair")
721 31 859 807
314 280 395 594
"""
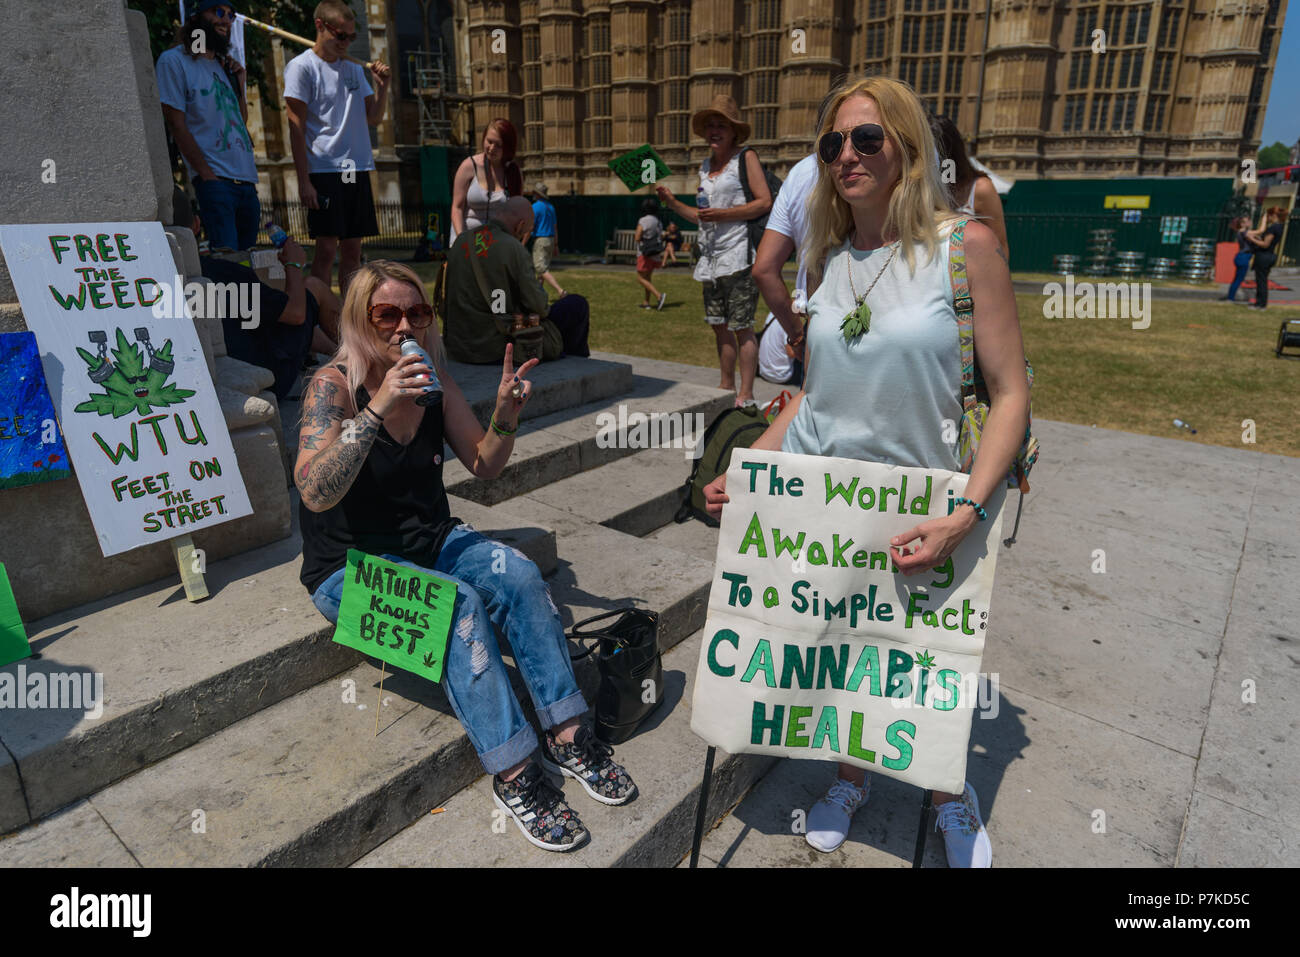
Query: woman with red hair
450 119 524 247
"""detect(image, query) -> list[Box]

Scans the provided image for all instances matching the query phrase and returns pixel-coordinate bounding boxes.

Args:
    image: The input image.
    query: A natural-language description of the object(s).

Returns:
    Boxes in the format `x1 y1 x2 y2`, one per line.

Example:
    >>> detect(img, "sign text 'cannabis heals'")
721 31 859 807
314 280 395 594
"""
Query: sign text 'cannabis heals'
0 223 251 555
690 449 1005 794
333 551 456 682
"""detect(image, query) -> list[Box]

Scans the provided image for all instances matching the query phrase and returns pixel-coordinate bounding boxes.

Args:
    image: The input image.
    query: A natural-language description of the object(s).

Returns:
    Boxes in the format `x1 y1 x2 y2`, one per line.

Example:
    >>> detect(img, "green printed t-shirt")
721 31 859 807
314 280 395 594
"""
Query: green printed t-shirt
155 47 258 183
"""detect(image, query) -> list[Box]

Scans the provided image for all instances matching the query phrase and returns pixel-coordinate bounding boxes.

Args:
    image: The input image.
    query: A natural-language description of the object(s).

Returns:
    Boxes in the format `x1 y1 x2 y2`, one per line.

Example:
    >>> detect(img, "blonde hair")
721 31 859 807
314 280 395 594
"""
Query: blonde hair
801 76 962 287
319 260 444 407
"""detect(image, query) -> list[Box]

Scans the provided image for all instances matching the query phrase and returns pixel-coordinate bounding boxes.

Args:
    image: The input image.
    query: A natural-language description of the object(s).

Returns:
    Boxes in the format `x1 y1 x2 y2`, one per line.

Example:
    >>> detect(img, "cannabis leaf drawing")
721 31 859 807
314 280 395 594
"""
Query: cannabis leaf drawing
73 328 194 418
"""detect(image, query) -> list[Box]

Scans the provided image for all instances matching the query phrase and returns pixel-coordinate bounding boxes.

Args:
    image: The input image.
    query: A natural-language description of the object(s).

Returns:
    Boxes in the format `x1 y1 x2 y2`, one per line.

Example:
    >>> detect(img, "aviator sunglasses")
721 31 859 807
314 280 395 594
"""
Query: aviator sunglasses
368 302 435 330
818 123 886 164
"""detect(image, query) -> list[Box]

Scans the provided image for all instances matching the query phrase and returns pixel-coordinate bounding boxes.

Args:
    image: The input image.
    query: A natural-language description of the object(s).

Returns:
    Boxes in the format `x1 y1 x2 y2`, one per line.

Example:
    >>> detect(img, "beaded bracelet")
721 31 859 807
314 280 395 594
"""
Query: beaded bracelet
954 496 988 521
490 414 518 438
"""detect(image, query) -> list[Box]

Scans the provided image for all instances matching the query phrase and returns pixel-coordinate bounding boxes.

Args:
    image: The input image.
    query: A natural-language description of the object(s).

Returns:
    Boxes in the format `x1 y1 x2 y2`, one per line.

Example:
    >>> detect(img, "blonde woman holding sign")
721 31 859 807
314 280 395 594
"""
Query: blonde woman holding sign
296 261 637 853
703 77 1029 866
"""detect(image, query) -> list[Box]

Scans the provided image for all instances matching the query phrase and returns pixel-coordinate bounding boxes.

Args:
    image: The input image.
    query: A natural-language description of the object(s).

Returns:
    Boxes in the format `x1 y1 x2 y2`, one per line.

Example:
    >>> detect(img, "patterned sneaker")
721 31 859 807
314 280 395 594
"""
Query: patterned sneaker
806 775 870 853
935 782 992 868
492 762 589 852
542 723 638 806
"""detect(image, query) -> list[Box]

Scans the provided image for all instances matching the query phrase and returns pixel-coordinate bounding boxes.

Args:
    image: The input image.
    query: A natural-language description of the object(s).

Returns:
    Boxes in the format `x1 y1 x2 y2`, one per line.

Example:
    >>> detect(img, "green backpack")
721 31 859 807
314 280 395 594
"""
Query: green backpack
674 392 792 526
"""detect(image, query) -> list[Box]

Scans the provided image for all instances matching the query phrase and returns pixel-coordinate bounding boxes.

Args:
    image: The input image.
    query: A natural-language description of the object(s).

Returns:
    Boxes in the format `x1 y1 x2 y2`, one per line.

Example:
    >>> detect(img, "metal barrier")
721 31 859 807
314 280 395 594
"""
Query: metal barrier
257 201 430 251
1004 212 1231 273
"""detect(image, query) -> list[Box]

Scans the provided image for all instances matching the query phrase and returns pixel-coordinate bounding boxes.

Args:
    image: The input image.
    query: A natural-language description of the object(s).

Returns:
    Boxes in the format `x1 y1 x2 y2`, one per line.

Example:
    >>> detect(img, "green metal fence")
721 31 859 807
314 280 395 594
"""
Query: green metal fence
1000 177 1239 273
1002 211 1233 273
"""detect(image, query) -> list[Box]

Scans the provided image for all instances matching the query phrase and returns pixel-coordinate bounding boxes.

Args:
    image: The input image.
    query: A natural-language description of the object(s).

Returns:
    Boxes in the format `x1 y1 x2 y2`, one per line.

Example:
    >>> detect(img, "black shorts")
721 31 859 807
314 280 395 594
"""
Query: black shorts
307 171 379 240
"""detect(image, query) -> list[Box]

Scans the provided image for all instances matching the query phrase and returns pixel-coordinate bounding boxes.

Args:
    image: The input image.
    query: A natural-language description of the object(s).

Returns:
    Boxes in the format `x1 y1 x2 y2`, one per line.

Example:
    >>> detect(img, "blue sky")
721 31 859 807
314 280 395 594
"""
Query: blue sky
1260 14 1297 149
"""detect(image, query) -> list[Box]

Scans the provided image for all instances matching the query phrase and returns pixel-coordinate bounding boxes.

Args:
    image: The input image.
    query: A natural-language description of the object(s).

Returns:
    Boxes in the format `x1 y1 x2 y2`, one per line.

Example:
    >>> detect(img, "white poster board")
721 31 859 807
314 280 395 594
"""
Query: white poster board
689 448 1005 795
0 222 252 556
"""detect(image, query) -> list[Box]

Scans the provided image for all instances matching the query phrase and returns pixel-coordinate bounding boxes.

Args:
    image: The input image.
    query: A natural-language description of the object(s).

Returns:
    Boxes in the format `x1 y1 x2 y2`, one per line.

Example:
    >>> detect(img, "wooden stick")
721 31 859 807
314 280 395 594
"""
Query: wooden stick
239 13 375 70
374 660 385 736
169 534 208 602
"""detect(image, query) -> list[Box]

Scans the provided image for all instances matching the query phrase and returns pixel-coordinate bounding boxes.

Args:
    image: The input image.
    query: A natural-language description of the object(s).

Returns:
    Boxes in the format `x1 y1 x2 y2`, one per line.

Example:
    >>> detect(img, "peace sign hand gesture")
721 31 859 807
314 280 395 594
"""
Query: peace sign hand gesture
494 343 538 432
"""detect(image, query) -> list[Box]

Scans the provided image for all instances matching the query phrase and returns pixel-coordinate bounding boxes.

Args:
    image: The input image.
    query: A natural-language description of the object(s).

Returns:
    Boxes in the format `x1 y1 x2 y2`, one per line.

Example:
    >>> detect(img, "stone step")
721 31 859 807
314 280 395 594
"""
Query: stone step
442 375 732 506
0 494 556 836
0 517 715 865
446 354 633 425
353 628 777 868
644 510 723 564
522 445 700 538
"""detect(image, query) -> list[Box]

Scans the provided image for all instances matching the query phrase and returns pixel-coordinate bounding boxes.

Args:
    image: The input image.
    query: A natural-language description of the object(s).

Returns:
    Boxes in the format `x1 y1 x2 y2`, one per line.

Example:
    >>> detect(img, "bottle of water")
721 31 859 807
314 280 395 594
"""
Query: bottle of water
398 335 443 408
696 185 709 212
1172 418 1197 434
265 221 289 248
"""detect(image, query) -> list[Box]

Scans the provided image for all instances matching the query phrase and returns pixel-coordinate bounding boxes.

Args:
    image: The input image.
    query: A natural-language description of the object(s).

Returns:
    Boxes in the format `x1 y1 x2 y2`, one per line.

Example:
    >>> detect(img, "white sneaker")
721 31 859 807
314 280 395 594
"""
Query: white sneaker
805 776 870 853
935 782 992 867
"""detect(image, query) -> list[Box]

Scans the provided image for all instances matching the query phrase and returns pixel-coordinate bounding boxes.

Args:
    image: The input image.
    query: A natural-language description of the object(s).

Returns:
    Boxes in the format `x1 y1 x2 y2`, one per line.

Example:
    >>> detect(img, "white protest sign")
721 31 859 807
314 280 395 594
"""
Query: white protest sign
689 448 1005 794
0 223 252 556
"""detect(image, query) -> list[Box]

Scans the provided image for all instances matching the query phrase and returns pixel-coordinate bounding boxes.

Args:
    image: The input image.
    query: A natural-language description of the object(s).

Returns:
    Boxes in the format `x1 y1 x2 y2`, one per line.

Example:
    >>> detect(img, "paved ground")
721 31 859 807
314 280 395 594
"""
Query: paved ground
684 415 1299 867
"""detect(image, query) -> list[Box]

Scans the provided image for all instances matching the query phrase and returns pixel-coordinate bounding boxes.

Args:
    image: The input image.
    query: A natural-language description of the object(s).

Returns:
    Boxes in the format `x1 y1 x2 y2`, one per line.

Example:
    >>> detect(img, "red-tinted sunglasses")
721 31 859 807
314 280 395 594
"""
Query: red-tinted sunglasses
368 302 434 330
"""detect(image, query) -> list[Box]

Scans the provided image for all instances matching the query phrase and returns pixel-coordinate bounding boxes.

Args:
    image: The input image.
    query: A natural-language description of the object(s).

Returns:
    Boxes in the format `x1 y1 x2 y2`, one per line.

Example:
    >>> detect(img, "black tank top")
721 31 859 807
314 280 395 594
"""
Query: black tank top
299 378 460 595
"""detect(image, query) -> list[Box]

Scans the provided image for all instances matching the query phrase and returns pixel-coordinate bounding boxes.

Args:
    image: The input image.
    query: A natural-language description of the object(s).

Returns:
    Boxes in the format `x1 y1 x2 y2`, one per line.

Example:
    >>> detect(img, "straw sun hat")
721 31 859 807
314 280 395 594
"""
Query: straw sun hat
691 94 751 145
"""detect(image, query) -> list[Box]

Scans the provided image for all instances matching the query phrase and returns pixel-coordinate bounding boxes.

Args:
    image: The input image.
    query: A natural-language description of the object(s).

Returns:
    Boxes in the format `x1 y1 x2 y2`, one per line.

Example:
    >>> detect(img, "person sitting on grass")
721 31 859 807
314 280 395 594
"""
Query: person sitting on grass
634 198 668 310
296 260 637 852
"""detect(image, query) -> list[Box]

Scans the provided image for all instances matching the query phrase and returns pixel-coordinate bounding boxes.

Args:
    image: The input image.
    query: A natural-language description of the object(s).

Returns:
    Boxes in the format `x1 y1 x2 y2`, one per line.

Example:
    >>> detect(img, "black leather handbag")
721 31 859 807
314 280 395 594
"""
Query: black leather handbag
568 608 664 744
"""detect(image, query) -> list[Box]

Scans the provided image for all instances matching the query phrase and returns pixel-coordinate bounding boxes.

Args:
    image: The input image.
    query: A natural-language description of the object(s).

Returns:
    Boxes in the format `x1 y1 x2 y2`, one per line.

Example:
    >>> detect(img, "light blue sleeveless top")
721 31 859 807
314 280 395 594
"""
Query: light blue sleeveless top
782 226 963 471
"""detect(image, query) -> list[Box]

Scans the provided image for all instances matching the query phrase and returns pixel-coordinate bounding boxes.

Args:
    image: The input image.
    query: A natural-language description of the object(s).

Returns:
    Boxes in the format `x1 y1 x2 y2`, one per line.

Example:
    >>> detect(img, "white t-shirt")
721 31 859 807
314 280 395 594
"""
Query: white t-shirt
765 153 819 310
283 49 375 174
156 47 258 182
758 313 793 383
637 215 662 253
782 227 964 471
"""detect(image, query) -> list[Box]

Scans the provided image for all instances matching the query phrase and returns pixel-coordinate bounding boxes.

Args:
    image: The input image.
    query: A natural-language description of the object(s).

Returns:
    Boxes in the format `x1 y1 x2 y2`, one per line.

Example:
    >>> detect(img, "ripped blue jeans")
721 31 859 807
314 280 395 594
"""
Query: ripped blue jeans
310 524 587 775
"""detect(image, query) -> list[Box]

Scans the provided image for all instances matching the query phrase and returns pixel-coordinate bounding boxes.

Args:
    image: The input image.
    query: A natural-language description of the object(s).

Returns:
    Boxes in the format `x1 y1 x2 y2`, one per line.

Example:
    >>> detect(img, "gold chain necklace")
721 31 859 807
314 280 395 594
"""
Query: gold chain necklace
841 239 898 342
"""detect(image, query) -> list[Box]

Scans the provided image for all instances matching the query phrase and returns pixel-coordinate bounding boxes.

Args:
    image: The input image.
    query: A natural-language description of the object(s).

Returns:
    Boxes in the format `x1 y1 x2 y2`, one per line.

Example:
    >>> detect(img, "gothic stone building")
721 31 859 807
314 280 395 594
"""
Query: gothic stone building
245 0 1287 200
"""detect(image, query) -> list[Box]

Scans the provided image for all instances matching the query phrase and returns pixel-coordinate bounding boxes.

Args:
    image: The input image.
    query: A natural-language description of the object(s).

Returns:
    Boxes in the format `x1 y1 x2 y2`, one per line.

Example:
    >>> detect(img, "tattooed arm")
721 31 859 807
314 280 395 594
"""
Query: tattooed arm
295 367 379 512
296 355 433 511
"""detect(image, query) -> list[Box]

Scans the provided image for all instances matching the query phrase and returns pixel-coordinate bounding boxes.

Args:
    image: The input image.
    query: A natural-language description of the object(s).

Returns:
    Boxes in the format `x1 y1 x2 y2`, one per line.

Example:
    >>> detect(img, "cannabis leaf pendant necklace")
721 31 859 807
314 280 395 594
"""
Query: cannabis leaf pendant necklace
841 239 898 342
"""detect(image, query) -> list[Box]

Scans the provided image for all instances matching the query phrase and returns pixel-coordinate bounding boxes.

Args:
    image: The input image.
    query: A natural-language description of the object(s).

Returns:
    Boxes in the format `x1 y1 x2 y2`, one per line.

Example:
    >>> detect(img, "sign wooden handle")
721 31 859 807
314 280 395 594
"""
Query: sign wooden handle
170 534 209 602
239 14 375 70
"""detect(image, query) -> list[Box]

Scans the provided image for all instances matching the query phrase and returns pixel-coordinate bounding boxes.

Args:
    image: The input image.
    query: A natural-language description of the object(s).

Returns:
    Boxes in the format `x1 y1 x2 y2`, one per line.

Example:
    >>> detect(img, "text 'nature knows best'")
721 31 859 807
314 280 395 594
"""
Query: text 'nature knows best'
689 448 1005 794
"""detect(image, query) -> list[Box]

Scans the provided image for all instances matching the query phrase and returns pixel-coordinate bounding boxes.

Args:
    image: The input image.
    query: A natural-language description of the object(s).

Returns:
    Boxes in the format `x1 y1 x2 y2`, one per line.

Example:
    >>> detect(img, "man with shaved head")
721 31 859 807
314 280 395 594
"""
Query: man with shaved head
444 195 590 364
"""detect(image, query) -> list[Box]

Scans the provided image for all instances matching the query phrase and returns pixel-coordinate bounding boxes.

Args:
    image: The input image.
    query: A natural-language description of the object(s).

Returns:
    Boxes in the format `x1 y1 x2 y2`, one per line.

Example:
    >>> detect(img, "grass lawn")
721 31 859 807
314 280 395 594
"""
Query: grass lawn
386 257 1300 459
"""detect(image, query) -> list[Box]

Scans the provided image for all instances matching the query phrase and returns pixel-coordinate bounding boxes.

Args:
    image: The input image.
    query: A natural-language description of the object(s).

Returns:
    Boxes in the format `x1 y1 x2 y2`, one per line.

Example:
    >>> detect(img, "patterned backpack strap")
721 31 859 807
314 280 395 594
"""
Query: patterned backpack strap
947 219 977 414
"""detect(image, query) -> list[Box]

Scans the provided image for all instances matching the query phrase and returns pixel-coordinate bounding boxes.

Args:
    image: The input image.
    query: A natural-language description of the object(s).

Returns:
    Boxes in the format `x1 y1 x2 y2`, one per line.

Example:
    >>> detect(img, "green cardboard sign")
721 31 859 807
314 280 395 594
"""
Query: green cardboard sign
0 563 32 668
607 144 673 193
331 550 456 682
